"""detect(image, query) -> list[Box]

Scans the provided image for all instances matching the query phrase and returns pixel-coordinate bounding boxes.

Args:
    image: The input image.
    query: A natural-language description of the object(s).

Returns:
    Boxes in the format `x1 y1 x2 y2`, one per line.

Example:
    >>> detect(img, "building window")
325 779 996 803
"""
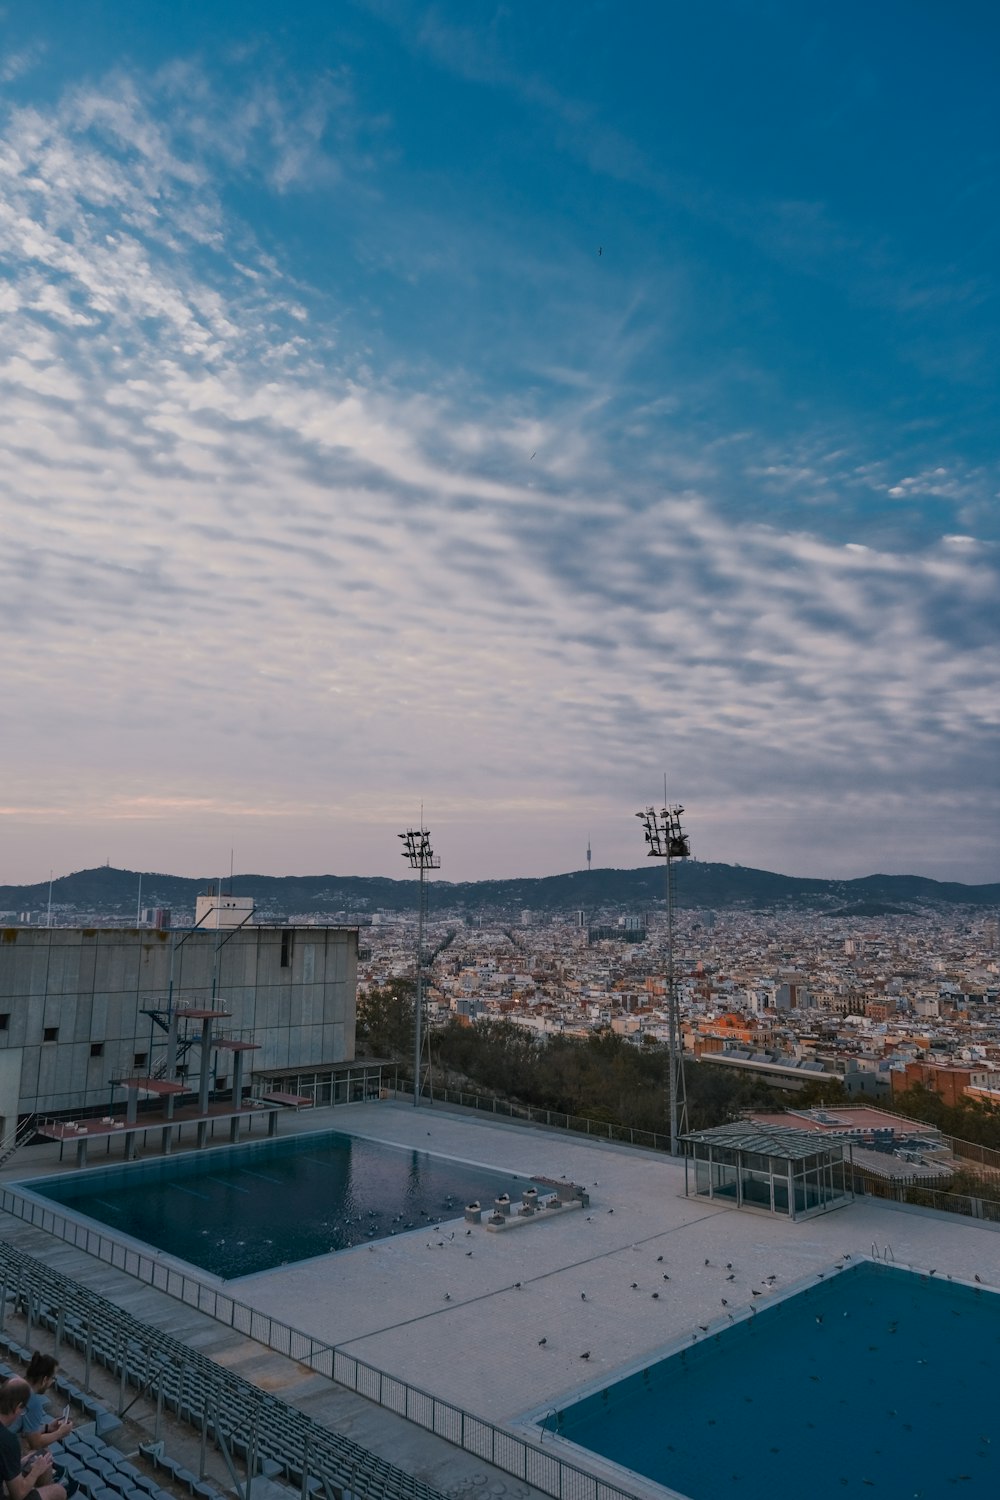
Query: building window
0 1014 8 1030
280 931 292 968
134 1052 148 1068
43 1027 58 1042
90 1042 104 1058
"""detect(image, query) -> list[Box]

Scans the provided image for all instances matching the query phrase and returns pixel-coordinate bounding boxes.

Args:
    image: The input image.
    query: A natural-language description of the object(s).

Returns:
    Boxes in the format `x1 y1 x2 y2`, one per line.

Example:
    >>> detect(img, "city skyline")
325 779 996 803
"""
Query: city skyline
1 3 997 886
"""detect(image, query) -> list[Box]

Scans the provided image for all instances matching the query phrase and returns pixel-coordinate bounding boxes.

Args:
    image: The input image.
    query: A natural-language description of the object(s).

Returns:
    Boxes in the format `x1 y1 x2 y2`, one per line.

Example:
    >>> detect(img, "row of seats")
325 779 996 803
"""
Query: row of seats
0 1352 224 1500
0 1243 446 1500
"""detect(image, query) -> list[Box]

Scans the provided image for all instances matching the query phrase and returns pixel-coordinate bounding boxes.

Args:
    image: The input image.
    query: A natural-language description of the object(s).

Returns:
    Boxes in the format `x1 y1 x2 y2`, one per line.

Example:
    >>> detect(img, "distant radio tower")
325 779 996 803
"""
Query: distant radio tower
587 837 592 873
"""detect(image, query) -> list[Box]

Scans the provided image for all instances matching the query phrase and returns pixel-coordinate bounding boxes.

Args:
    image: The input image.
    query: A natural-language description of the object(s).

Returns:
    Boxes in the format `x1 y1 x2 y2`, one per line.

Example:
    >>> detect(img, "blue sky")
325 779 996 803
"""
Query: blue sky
0 1 997 885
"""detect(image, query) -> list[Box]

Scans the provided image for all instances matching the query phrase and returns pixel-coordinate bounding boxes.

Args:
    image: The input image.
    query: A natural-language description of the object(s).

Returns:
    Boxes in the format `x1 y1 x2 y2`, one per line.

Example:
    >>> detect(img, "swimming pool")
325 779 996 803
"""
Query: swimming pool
540 1262 1000 1500
23 1130 536 1279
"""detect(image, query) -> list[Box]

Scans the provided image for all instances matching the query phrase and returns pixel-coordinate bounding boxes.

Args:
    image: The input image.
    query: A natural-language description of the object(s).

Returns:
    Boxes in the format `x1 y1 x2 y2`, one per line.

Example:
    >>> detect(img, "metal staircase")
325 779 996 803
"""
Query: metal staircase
0 1114 38 1171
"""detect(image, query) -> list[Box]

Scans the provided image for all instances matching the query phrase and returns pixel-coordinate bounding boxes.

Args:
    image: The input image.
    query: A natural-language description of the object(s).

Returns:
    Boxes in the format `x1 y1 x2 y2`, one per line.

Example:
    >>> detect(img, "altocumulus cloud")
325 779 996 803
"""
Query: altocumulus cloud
0 63 996 882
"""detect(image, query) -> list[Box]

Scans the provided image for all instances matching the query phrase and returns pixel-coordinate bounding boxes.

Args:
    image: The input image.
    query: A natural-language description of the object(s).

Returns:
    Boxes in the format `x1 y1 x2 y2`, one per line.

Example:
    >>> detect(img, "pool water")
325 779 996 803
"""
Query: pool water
25 1130 534 1279
542 1263 1000 1500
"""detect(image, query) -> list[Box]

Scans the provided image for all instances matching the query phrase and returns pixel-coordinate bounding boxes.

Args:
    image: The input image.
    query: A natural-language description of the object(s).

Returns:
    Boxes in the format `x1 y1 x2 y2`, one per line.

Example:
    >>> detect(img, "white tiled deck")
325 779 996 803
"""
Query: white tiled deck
210 1101 1000 1426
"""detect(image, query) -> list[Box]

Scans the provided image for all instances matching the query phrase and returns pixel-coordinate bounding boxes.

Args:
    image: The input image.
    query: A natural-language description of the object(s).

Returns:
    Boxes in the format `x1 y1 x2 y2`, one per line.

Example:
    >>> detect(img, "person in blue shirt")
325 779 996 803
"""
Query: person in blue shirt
9 1358 71 1455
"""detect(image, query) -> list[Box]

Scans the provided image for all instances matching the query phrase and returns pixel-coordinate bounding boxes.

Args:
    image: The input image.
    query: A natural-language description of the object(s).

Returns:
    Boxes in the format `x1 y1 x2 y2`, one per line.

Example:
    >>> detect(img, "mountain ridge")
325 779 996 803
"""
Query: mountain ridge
1 862 997 919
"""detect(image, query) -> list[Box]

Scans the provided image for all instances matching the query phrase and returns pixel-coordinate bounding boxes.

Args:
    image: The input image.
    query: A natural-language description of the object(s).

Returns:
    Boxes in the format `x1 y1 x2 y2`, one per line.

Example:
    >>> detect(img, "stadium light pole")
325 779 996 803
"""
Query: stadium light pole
398 824 440 1107
636 799 691 1155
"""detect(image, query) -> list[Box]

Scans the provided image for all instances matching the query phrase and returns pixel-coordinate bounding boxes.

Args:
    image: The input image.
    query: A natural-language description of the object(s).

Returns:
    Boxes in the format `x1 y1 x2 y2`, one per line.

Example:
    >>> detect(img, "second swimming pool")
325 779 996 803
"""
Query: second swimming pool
539 1261 1000 1500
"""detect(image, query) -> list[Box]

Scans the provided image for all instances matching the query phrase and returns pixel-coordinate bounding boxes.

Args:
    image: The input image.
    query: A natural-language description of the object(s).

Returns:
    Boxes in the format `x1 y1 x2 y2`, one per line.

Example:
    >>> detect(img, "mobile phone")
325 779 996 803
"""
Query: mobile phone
61 1405 71 1421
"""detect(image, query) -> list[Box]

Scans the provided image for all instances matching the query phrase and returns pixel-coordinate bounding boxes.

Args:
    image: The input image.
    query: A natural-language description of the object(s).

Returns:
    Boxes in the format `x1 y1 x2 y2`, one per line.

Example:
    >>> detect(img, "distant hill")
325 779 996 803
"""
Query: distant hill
0 862 997 923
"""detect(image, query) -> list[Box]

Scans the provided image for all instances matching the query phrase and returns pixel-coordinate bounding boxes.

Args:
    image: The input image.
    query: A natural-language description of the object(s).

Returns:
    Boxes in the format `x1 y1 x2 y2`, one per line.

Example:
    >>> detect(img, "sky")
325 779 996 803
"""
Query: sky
1 2 998 887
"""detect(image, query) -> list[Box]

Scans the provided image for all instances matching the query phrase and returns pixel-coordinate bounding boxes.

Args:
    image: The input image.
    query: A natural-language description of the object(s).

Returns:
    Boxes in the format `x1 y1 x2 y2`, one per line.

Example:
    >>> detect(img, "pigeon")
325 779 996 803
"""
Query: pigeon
580 1292 587 1301
656 1256 663 1263
538 1337 547 1347
580 1351 591 1360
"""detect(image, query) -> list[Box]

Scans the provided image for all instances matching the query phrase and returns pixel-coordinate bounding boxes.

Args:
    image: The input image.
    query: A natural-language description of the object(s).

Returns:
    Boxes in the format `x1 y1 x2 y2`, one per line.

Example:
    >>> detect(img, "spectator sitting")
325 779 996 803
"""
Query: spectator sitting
11 1358 72 1454
0 1379 67 1500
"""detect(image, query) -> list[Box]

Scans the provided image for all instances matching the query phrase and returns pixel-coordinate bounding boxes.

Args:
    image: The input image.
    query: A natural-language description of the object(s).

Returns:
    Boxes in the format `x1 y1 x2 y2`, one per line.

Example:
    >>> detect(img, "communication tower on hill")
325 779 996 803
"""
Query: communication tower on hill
587 836 592 873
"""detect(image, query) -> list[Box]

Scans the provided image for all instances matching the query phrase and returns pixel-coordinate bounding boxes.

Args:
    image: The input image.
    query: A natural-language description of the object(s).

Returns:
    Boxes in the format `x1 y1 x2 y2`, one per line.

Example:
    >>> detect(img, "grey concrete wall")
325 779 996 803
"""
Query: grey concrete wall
0 925 358 1117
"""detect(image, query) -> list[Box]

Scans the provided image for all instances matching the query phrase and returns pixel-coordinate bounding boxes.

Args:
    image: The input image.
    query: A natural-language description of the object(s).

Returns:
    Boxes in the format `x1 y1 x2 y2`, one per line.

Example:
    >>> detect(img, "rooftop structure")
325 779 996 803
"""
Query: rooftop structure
0 922 358 1128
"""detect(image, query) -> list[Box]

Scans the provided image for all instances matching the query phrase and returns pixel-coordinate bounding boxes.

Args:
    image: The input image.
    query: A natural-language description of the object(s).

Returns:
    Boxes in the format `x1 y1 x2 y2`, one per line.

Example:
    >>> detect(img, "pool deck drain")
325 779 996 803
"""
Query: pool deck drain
5 1099 1000 1496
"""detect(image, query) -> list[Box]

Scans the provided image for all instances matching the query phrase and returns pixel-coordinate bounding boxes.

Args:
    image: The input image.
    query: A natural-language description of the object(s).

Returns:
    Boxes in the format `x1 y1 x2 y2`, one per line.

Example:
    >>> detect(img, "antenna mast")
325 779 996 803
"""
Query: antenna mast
636 793 691 1155
398 819 441 1107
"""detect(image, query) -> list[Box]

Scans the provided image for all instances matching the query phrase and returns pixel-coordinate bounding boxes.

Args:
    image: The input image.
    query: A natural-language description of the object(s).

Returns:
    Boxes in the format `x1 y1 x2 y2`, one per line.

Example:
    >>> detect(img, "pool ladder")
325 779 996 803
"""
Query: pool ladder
871 1241 895 1263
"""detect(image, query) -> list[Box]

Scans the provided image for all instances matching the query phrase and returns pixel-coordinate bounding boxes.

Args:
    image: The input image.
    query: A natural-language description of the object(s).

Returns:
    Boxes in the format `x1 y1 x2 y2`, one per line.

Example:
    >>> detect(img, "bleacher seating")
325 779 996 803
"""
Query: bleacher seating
0 1241 446 1500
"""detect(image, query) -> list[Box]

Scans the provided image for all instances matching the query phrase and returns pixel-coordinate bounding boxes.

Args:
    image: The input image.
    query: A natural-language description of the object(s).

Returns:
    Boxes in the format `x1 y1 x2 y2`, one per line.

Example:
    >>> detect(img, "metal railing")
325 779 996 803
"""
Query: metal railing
0 1186 643 1500
857 1173 1000 1222
391 1081 674 1154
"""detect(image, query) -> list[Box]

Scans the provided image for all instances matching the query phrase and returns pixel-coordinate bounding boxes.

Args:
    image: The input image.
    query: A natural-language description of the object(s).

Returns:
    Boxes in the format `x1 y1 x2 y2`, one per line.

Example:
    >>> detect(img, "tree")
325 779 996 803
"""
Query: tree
356 979 414 1062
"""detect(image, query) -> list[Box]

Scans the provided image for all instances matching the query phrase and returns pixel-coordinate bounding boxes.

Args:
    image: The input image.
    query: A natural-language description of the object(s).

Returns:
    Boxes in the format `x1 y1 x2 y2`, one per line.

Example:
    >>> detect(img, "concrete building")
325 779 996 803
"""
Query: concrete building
0 922 358 1131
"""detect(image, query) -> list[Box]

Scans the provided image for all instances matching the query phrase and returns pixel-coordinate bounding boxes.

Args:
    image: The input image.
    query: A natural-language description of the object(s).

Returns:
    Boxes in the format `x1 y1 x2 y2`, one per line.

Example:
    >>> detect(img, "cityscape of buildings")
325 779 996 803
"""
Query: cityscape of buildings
6 872 997 1122
352 901 1000 1109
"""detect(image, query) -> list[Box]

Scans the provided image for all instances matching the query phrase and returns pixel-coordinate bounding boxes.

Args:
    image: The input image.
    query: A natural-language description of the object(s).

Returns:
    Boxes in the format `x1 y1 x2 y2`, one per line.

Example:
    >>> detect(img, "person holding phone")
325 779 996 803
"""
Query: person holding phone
0 1380 67 1500
9 1359 71 1454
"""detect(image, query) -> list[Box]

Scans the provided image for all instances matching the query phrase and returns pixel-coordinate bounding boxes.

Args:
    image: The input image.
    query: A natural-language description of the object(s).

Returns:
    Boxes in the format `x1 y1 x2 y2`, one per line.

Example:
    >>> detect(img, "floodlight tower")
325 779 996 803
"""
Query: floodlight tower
398 823 440 1107
636 798 691 1155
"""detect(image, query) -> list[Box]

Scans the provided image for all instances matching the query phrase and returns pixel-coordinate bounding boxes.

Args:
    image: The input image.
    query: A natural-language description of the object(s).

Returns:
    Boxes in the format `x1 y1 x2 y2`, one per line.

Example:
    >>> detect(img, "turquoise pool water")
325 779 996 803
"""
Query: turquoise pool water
24 1130 534 1279
542 1263 999 1500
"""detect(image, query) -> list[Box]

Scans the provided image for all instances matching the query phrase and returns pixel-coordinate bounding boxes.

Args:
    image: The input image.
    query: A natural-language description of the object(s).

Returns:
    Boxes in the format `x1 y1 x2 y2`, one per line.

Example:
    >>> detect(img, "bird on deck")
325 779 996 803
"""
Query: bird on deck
580 1351 591 1360
538 1338 547 1347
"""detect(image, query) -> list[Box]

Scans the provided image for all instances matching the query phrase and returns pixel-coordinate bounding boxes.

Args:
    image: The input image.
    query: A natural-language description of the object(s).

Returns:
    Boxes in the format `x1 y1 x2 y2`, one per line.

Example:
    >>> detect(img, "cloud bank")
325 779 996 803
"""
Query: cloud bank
0 39 996 884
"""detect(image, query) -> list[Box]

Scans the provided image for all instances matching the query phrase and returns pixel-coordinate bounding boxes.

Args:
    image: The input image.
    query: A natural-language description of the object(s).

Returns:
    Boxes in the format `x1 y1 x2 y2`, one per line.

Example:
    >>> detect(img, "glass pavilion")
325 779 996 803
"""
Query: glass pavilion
681 1122 854 1220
